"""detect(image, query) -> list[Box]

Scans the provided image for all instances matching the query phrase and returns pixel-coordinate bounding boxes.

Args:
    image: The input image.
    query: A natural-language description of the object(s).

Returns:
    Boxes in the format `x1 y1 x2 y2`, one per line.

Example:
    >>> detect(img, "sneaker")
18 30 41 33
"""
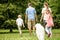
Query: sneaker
48 33 51 37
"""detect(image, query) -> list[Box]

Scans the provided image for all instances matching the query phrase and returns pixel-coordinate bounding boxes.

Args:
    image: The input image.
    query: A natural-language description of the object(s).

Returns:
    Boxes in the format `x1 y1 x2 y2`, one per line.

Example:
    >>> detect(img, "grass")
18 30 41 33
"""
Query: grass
0 29 60 40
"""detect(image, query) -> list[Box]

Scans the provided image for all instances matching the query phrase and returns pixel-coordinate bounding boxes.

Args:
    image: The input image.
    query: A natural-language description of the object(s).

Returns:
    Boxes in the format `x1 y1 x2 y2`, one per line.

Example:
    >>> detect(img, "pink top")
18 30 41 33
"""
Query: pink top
46 14 54 27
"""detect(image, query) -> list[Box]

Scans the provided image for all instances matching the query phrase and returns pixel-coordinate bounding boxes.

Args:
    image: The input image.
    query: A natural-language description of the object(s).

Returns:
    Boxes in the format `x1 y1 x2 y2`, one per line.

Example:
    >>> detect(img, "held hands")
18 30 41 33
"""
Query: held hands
40 19 42 22
40 17 42 22
36 19 38 23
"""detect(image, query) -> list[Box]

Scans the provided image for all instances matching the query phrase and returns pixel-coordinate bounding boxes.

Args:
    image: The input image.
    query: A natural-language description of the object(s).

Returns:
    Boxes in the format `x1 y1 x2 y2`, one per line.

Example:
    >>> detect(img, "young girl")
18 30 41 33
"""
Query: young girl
16 15 25 36
45 9 54 37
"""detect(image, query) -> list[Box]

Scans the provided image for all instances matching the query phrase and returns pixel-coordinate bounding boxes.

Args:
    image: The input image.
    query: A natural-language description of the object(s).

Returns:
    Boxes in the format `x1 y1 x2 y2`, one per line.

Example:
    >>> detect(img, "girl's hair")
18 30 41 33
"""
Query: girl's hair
18 15 22 18
46 9 51 14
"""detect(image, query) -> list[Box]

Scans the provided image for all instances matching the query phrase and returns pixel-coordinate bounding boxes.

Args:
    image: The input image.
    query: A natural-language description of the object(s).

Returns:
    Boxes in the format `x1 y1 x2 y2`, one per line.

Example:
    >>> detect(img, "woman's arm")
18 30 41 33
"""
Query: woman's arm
40 13 44 22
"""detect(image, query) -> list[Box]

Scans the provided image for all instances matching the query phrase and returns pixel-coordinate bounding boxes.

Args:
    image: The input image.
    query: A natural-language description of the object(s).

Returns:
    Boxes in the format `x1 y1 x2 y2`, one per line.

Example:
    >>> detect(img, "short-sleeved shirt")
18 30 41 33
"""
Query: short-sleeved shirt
26 6 36 20
42 8 52 20
16 18 23 26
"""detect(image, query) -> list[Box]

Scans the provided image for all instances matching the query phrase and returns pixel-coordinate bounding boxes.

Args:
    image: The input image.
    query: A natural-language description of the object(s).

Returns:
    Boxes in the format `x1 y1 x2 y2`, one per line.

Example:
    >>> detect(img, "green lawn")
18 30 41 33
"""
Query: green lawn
0 29 60 40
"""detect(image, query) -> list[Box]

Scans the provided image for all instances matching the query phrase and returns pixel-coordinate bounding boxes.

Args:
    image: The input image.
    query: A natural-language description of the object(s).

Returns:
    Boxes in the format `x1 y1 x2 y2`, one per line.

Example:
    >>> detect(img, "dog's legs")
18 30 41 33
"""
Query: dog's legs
37 33 44 40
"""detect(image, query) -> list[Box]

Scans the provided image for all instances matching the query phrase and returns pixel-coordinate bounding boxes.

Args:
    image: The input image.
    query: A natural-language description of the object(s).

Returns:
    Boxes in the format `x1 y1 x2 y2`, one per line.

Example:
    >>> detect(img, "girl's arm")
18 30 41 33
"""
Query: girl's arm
22 20 25 28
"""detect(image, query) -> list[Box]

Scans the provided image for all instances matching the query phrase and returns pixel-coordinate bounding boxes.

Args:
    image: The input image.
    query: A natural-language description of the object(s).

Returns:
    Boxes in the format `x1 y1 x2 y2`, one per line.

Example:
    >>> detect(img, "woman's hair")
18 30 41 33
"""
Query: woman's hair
44 2 48 8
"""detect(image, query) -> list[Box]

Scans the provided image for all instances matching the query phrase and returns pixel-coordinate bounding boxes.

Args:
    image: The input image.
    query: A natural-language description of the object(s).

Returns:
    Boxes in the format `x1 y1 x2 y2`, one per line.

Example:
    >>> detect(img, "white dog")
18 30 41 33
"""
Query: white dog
35 23 45 40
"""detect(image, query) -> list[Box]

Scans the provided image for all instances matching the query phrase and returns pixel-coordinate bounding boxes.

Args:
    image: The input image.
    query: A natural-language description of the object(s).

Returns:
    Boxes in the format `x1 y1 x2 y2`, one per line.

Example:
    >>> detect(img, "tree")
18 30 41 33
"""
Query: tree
46 0 60 28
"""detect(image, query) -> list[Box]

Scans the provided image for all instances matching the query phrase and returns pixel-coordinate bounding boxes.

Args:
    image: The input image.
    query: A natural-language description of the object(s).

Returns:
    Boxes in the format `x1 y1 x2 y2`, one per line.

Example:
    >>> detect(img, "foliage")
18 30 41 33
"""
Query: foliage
0 0 60 30
46 0 60 28
0 29 60 40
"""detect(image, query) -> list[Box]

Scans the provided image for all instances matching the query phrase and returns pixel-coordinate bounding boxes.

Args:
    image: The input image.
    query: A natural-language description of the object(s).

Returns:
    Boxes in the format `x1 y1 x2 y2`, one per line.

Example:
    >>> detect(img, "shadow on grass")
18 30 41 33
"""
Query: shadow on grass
0 30 29 34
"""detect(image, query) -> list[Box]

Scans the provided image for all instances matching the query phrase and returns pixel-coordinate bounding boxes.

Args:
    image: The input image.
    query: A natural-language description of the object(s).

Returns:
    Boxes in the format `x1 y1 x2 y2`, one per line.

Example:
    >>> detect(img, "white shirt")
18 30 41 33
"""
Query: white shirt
16 18 23 26
42 8 51 20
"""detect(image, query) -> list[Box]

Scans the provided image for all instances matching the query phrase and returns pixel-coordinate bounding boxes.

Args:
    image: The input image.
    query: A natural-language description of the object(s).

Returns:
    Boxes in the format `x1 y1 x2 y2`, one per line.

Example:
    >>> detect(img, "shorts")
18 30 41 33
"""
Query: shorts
28 19 35 28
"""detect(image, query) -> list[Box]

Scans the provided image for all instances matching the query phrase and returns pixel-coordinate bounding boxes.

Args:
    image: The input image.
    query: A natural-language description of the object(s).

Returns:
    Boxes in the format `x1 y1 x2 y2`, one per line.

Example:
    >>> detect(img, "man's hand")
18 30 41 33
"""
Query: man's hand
16 22 18 26
36 19 38 23
25 19 27 24
35 14 38 23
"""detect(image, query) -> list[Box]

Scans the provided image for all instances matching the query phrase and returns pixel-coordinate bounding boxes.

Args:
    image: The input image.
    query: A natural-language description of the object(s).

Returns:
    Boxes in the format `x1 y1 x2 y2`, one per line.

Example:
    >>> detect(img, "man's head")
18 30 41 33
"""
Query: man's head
18 15 22 18
28 3 32 7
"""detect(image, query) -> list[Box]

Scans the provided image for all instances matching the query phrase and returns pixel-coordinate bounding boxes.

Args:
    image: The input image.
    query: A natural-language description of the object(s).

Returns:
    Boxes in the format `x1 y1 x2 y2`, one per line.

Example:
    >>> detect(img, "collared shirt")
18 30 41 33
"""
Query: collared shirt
26 6 36 20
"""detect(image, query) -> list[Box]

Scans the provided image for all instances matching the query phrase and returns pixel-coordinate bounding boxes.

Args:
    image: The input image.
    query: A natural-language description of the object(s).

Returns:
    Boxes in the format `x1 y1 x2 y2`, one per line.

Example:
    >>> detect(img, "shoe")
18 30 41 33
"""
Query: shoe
48 33 51 37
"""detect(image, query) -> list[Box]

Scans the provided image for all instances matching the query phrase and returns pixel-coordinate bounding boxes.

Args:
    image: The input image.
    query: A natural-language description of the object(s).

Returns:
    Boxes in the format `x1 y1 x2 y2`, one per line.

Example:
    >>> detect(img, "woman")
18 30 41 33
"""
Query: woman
40 2 54 37
40 2 52 26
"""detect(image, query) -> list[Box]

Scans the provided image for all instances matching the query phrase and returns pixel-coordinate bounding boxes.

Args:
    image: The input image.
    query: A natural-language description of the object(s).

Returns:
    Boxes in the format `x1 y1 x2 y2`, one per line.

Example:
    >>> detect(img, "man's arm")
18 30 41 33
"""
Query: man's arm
25 9 28 24
25 14 28 24
35 13 38 23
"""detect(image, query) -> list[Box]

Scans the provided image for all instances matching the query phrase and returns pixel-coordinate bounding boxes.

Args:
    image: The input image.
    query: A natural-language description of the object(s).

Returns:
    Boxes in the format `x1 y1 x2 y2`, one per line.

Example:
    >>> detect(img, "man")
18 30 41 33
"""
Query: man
25 3 37 35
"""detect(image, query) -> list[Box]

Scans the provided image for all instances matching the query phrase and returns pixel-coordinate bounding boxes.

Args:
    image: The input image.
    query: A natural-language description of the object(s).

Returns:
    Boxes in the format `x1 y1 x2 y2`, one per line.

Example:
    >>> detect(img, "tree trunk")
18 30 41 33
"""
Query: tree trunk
10 25 13 32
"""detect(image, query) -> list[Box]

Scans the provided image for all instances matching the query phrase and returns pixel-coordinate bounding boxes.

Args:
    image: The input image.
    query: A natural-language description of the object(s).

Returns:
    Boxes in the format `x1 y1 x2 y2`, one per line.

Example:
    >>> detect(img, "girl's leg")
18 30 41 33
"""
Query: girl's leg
45 26 52 37
18 25 22 35
49 27 52 37
45 26 49 34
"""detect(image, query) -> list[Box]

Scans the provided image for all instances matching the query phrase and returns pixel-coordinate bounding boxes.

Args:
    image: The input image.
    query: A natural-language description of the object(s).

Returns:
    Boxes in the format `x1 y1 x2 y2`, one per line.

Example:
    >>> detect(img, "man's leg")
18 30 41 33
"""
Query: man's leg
28 20 31 35
32 20 35 35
